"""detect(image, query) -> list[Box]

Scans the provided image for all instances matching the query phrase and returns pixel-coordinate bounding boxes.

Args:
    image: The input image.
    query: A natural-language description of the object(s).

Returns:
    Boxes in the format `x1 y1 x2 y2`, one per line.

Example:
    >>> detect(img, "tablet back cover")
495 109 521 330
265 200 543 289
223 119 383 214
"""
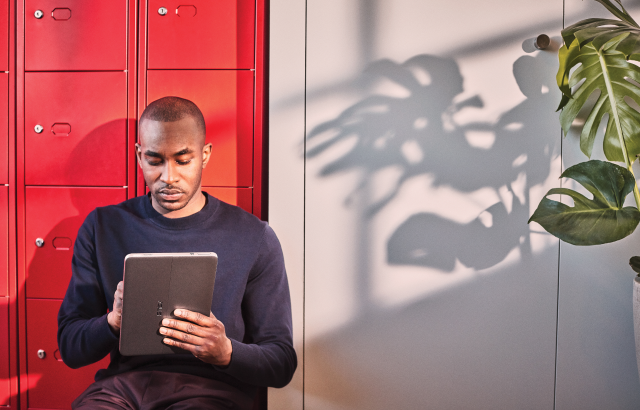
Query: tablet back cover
119 253 217 356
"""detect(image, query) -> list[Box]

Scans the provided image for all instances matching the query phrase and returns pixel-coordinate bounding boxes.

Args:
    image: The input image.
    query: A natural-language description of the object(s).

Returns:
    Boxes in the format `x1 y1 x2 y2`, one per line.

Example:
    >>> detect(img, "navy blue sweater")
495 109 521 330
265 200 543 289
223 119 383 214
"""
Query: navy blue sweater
57 193 297 397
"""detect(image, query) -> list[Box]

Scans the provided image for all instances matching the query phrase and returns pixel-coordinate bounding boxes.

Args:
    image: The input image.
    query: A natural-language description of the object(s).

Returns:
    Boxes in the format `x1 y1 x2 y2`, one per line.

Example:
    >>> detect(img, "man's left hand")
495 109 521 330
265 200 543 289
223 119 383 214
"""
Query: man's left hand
159 309 233 367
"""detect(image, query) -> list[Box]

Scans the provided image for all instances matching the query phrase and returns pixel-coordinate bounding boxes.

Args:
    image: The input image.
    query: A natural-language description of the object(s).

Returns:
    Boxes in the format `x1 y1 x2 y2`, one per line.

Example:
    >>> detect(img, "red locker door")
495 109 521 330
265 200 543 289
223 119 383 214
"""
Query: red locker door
0 297 9 406
25 187 127 299
0 73 7 184
147 0 255 69
0 0 7 72
26 299 110 409
25 72 127 186
203 187 252 214
147 70 254 187
0 186 8 297
25 0 126 71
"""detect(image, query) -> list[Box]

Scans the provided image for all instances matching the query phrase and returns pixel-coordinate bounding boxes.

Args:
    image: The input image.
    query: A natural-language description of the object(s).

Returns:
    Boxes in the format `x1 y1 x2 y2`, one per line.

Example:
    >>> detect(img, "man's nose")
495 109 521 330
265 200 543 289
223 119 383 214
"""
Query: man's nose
160 161 179 184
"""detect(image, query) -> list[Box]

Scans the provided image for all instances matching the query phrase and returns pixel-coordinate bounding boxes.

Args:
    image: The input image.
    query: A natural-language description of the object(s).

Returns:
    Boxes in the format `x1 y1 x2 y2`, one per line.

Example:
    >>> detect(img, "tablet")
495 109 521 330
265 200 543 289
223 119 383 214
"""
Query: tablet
119 252 218 356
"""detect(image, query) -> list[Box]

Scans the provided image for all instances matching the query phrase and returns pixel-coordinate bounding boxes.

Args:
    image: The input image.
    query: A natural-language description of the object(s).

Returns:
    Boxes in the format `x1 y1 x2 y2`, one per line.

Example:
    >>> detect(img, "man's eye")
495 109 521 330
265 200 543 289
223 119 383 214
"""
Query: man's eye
147 160 162 166
177 160 191 165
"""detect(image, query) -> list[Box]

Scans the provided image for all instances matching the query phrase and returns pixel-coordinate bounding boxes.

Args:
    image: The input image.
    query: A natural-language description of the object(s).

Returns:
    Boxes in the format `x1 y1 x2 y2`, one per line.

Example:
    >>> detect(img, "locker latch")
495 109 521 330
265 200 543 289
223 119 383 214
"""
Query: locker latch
52 8 71 21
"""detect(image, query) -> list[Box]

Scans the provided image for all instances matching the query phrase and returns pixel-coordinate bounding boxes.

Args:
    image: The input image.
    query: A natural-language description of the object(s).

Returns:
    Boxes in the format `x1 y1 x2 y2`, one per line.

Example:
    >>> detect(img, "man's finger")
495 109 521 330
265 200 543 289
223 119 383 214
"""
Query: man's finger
161 318 207 336
162 337 198 352
174 309 212 326
160 326 203 345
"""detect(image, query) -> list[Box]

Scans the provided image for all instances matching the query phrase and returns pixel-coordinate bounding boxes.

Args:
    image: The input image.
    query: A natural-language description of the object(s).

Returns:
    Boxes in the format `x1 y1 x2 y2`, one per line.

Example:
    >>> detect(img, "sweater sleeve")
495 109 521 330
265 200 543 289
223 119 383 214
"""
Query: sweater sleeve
216 225 297 388
57 210 119 369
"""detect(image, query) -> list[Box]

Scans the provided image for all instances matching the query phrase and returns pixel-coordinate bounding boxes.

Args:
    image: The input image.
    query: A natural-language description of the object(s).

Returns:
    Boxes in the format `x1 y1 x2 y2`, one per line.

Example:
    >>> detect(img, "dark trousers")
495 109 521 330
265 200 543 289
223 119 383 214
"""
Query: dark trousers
72 370 254 410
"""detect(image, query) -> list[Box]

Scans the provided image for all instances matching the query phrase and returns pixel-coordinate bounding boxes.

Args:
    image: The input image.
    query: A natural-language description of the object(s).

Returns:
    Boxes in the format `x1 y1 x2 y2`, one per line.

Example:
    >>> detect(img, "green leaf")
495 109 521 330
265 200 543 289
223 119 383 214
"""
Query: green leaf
561 1 639 48
557 35 640 162
594 0 639 27
529 160 640 245
563 19 638 50
629 256 640 274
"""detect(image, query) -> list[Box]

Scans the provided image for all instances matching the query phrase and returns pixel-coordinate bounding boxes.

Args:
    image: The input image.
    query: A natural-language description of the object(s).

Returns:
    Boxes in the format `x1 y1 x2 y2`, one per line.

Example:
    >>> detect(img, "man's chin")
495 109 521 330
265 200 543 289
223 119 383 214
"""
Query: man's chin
152 193 189 213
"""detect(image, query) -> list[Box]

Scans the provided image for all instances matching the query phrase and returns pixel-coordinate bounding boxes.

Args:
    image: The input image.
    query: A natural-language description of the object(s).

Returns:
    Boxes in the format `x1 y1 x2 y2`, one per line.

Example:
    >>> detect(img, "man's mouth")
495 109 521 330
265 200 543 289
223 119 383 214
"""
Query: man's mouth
158 189 184 201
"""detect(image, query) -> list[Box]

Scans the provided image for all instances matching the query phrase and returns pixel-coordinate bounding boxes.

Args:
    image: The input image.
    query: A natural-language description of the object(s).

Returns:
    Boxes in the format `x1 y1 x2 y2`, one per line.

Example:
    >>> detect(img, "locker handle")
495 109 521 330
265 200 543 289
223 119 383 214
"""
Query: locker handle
53 237 72 250
52 8 71 21
176 5 197 17
51 123 71 136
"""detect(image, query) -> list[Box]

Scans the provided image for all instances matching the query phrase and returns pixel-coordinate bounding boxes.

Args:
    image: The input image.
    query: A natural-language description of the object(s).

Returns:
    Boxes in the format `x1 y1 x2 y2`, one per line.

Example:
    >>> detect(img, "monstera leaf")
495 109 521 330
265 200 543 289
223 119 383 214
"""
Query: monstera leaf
529 160 640 245
629 256 640 274
562 0 640 52
557 33 640 163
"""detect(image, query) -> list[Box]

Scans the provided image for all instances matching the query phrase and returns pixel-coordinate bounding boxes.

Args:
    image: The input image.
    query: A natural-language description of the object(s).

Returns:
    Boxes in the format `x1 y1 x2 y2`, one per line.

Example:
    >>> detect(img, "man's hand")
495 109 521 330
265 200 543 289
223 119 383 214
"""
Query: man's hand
107 281 124 335
159 309 233 367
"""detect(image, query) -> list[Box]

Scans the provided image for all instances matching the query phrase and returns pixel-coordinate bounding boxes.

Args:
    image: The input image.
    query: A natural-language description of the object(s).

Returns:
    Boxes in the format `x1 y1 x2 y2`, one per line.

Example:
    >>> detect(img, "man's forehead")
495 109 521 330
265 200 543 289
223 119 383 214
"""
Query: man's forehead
139 117 205 147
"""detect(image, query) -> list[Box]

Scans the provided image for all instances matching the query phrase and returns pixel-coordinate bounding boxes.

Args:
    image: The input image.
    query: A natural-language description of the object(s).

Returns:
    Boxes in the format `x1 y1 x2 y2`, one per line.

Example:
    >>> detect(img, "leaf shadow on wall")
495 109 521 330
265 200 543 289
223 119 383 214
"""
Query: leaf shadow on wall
301 49 579 410
307 52 560 272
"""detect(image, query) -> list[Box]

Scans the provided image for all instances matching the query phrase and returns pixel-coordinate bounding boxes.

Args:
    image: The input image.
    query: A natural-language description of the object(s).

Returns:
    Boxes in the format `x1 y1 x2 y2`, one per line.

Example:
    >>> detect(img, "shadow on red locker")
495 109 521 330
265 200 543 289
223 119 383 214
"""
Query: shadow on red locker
22 120 130 409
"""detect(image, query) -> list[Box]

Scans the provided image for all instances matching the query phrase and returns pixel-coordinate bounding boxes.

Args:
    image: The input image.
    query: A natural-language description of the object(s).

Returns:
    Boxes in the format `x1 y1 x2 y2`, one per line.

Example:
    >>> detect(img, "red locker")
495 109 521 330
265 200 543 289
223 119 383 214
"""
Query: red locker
147 70 254 187
25 187 127 299
0 297 9 406
25 72 128 186
0 73 7 184
203 187 252 214
147 0 255 69
0 0 7 71
0 186 8 297
25 0 126 71
26 299 109 409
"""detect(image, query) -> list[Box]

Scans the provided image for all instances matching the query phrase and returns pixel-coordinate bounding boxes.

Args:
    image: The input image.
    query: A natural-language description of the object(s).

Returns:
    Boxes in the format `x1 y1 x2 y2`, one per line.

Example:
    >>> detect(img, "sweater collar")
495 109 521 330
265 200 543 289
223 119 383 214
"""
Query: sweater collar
142 191 219 230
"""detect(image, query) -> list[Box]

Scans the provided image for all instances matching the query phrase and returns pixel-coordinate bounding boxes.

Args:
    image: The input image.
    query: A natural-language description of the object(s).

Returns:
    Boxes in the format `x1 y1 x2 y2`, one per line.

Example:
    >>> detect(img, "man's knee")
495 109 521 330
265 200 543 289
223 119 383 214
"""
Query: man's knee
72 399 131 410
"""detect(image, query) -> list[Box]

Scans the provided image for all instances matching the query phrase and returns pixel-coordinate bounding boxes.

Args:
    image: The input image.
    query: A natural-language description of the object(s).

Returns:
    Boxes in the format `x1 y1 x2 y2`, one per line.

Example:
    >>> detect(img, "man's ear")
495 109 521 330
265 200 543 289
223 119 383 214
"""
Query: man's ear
135 143 143 168
202 143 212 169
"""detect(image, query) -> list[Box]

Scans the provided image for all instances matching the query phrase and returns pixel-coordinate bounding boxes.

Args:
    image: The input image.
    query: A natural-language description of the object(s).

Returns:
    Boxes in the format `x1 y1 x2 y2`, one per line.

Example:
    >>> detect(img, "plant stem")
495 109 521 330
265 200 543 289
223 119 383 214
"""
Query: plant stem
598 50 640 209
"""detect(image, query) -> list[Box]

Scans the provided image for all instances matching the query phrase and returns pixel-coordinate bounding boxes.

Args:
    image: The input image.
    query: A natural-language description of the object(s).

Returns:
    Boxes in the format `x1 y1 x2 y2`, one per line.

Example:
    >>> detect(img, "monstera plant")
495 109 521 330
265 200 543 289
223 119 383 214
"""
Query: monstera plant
529 0 640 261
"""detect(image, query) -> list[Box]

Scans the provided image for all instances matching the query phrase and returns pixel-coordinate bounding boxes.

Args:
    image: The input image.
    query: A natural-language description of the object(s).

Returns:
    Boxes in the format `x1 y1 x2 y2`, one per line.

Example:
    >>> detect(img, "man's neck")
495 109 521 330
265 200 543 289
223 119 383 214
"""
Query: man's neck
151 190 206 219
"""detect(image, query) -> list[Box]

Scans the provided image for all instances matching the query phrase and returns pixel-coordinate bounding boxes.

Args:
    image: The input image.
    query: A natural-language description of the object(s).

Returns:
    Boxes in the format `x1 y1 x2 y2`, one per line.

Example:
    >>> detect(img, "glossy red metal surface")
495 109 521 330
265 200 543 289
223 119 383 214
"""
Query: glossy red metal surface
203 187 252 214
0 187 8 297
25 72 128 186
0 0 7 71
26 299 110 409
147 0 255 69
25 187 127 299
25 0 126 71
147 70 254 187
0 73 7 184
0 297 9 406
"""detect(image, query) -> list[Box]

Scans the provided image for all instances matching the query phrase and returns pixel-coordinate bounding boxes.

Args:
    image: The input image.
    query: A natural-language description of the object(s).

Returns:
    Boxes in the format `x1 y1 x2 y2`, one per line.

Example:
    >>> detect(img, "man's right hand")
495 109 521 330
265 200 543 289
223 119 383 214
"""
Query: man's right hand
107 281 124 335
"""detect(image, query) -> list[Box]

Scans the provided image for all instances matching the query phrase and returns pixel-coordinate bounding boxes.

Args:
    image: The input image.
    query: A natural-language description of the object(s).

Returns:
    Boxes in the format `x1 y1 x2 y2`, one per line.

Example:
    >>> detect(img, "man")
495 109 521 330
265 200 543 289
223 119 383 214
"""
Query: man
57 97 297 409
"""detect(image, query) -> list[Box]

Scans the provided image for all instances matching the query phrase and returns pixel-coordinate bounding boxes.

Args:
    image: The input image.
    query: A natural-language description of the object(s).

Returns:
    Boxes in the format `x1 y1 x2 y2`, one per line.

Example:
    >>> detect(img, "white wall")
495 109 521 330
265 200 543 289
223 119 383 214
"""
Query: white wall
269 1 640 408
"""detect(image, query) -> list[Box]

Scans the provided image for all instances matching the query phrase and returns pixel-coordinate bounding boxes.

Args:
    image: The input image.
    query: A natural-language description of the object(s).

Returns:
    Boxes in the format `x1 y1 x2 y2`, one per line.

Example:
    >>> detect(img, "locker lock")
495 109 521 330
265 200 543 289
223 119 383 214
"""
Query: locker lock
158 7 168 16
34 10 43 19
34 124 43 134
37 349 46 359
35 238 44 247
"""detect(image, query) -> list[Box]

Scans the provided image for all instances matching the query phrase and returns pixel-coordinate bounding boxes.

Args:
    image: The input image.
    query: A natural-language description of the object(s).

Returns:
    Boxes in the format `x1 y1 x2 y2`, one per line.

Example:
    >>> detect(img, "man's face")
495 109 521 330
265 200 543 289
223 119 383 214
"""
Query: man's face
136 116 212 214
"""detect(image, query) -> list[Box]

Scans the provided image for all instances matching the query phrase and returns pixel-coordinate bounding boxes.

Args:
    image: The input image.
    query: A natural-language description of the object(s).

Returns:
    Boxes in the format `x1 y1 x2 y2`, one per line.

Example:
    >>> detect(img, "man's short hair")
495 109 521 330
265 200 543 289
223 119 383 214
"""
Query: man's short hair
140 96 206 137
